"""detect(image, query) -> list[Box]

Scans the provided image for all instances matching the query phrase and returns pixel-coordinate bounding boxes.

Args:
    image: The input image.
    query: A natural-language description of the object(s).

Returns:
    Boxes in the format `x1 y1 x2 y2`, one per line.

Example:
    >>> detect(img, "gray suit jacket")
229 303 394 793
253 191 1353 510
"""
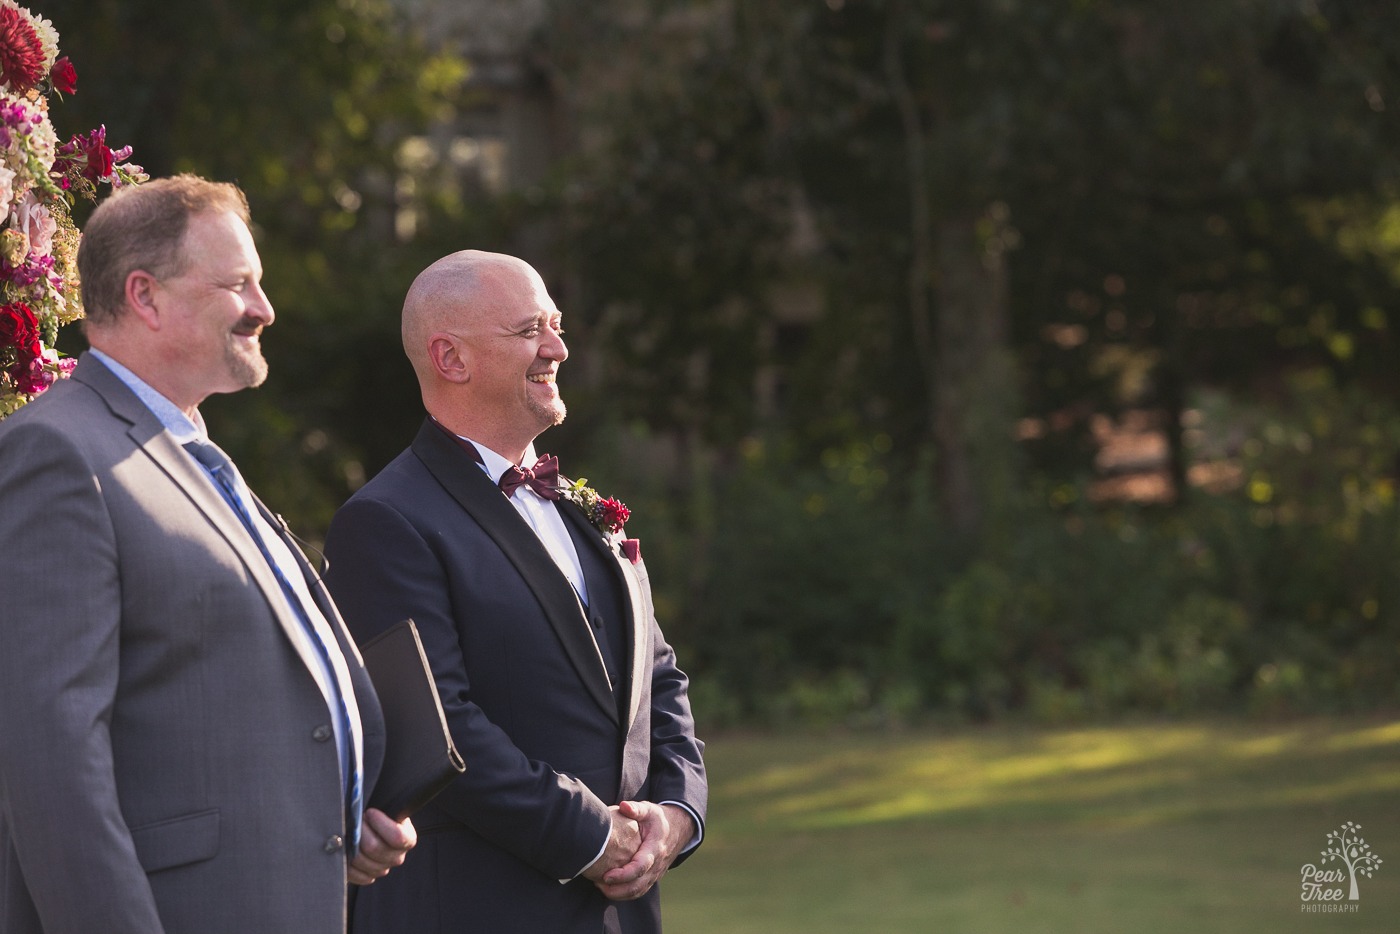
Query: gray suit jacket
0 354 385 934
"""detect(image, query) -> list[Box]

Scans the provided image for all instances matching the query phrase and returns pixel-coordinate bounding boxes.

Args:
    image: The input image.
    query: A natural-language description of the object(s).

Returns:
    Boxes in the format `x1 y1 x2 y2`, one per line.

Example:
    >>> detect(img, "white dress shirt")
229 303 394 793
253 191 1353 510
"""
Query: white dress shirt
462 438 590 606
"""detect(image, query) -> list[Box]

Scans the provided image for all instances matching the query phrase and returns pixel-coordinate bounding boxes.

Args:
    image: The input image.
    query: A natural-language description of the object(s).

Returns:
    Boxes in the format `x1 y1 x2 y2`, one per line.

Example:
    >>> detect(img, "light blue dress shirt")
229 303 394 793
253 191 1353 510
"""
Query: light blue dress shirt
87 349 364 834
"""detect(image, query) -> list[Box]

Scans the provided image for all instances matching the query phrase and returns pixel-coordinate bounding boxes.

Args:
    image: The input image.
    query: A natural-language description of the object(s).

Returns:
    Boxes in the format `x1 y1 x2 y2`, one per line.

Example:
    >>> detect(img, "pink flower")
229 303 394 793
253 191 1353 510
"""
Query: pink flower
16 192 55 257
18 353 51 393
49 55 75 94
19 347 72 394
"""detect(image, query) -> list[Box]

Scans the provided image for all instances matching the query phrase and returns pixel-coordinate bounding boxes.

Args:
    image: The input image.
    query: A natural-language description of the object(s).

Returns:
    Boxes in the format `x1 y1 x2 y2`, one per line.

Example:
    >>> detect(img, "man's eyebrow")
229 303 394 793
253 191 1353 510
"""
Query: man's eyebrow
507 312 553 330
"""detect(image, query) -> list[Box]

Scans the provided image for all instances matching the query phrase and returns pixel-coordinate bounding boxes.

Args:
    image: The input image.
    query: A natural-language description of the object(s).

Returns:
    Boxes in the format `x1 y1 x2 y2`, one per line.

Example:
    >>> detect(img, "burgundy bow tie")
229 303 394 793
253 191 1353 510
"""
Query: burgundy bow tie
499 454 561 500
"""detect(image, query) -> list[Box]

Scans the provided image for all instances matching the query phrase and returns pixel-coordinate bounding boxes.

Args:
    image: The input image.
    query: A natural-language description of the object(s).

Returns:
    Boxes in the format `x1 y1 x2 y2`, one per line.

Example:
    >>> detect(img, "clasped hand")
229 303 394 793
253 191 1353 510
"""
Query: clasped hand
348 808 418 886
582 801 694 901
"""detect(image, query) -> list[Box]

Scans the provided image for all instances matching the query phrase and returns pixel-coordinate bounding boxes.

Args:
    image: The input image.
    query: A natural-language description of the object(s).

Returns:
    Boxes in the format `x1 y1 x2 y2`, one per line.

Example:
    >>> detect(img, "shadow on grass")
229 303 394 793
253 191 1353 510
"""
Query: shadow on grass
665 717 1400 934
713 717 1400 831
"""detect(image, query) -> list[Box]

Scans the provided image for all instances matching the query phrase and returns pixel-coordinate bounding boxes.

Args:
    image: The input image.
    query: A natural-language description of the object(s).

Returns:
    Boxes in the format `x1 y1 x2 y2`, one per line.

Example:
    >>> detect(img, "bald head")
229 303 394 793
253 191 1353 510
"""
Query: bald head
401 250 538 381
402 250 569 461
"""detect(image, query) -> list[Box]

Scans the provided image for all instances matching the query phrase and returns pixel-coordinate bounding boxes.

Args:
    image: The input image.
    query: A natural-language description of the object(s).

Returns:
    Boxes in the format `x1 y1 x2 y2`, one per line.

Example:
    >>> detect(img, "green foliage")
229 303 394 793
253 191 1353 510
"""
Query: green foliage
534 1 1400 721
621 368 1400 724
44 0 471 533
35 0 1400 721
545 0 1400 484
546 3 793 448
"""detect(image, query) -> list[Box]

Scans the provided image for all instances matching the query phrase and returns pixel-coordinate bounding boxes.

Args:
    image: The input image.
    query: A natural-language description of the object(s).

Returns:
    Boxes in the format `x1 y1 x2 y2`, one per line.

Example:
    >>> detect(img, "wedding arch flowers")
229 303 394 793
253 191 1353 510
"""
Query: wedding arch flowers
0 2 144 418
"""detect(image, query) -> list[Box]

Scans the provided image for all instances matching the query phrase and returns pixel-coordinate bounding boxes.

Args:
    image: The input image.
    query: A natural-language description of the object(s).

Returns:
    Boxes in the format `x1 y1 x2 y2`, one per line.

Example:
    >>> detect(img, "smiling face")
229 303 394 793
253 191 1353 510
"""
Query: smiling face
463 258 569 442
152 210 275 407
403 250 573 462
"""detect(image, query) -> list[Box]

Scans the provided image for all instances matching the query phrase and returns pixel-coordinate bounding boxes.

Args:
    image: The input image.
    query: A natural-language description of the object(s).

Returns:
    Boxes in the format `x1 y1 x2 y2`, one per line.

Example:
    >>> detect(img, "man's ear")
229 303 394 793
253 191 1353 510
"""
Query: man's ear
124 270 162 331
428 333 471 384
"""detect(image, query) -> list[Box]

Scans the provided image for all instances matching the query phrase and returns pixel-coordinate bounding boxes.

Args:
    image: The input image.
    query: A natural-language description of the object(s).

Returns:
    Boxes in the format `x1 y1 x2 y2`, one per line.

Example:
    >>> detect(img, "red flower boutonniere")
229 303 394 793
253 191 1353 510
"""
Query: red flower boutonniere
560 477 630 536
559 477 641 563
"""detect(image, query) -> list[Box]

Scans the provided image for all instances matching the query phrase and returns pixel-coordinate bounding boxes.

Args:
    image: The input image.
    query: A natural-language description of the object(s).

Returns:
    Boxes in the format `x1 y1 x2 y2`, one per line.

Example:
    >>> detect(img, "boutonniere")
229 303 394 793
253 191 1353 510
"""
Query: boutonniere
560 477 630 537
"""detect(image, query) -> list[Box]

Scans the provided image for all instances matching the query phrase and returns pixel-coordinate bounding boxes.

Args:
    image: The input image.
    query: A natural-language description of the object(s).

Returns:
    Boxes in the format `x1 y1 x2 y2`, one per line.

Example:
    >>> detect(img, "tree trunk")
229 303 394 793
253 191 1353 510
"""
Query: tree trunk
932 215 1018 540
883 5 1020 542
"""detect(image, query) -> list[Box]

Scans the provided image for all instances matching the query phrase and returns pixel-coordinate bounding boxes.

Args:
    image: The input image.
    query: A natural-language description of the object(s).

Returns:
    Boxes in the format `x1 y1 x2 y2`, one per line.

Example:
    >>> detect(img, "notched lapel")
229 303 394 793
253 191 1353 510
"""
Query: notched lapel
410 420 617 717
141 430 337 683
76 357 332 683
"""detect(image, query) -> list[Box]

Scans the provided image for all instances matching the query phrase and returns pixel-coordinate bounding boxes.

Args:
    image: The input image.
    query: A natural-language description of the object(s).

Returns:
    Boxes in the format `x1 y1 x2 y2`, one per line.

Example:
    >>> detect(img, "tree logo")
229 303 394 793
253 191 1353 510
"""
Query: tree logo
1300 821 1383 911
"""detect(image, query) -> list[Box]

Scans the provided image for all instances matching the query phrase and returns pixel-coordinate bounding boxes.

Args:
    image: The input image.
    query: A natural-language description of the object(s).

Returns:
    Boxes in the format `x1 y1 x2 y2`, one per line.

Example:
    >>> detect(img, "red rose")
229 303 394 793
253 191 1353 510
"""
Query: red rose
0 301 40 356
50 56 76 95
1 301 43 391
80 126 114 182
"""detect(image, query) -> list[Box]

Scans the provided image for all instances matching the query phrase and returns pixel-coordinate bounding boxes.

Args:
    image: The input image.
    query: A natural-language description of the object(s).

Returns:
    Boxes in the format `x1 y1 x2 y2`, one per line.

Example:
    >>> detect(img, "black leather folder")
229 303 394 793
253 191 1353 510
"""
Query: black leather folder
360 619 465 820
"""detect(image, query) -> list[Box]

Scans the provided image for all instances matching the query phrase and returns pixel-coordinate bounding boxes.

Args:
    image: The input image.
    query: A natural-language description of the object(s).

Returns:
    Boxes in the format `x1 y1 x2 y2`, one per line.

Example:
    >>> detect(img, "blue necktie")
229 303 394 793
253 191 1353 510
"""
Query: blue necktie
183 439 363 853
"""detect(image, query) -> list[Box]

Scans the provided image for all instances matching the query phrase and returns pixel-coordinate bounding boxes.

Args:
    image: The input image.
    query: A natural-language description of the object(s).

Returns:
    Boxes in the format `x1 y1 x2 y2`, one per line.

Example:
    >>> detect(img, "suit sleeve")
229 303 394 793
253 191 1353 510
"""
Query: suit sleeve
0 420 167 934
633 558 708 866
324 495 612 880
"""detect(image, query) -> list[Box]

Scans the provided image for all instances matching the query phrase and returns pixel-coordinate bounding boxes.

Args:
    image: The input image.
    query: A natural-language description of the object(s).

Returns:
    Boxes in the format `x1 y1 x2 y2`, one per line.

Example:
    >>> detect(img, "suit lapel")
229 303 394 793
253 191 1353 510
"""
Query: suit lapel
73 356 336 689
557 491 650 733
257 502 386 779
251 492 375 781
410 420 617 718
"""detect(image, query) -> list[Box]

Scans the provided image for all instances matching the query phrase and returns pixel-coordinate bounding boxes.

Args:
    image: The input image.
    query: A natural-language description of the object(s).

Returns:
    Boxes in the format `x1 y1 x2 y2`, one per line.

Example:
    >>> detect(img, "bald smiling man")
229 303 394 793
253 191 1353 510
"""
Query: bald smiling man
323 251 708 934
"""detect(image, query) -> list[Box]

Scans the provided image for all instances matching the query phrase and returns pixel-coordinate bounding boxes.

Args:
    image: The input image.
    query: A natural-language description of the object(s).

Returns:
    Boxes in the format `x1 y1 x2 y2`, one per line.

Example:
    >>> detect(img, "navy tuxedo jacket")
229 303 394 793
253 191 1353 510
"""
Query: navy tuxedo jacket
323 418 707 934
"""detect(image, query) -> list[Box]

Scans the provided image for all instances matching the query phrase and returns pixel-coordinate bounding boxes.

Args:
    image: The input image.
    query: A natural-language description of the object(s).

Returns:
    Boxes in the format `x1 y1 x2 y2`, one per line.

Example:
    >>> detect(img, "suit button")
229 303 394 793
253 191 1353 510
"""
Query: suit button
324 835 345 854
311 724 332 742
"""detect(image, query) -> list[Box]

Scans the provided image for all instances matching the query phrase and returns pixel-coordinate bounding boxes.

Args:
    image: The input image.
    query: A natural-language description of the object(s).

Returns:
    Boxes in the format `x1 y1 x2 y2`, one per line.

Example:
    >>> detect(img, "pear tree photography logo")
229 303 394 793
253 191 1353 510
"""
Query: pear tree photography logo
1299 821 1383 913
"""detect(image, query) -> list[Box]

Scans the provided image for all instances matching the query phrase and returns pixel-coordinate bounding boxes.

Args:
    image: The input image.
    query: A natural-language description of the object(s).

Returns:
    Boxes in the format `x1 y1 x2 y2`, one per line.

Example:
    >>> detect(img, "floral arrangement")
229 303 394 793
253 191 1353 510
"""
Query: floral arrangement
561 477 631 537
0 1 144 418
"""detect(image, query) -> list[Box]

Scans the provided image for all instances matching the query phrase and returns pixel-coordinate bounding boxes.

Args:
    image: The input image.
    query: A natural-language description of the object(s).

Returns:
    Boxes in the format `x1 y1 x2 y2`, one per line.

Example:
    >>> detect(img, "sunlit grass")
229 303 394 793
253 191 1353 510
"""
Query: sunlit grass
664 716 1400 934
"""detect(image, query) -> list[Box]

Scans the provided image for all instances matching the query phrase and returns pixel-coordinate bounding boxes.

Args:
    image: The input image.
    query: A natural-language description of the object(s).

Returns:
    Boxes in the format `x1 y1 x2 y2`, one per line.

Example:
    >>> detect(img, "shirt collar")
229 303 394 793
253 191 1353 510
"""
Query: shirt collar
451 430 538 488
88 348 207 444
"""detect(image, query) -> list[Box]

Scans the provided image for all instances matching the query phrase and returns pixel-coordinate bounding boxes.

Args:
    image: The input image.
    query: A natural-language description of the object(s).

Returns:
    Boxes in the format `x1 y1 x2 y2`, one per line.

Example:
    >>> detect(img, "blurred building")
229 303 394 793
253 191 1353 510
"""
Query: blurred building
388 0 562 244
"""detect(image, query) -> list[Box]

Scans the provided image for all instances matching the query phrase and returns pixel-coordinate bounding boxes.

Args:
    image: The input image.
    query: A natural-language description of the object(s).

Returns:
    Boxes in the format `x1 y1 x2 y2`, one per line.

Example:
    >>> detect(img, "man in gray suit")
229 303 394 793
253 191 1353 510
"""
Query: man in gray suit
0 174 415 934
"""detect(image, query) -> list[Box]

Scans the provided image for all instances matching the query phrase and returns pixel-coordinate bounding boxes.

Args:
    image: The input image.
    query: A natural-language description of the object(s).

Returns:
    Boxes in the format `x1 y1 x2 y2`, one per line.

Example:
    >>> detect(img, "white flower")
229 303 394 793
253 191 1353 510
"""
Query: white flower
0 164 16 225
18 6 59 70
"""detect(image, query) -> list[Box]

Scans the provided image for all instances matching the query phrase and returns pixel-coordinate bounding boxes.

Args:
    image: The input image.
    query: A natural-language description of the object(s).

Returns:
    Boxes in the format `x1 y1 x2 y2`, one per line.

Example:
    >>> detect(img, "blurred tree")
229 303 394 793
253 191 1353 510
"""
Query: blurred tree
41 0 1400 535
541 0 1400 523
1005 0 1400 498
33 0 1400 715
41 0 470 533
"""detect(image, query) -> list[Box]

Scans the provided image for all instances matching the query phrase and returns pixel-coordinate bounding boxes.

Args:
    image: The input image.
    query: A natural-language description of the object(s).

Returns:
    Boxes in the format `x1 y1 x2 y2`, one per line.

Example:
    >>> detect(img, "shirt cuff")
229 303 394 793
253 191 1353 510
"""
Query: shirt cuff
560 829 612 885
659 800 703 855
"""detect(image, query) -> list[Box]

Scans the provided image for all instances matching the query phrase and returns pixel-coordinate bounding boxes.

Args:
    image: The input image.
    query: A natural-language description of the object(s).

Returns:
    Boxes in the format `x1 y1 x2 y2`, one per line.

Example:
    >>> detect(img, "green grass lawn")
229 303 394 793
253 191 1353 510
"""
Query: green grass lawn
662 716 1400 933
